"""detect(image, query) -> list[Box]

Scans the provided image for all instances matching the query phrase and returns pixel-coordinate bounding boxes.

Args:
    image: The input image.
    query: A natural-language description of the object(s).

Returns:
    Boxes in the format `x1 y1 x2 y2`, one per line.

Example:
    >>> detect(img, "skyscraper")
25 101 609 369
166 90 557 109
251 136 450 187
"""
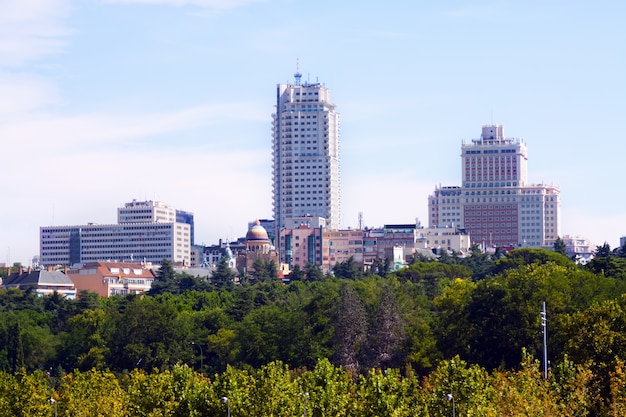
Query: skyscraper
429 125 560 248
272 71 340 233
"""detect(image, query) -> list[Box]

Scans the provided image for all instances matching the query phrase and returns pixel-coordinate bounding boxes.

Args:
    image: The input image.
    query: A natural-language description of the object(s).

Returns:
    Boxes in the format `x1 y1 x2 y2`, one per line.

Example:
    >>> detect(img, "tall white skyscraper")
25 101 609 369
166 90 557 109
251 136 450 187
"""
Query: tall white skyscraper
429 125 560 248
272 71 340 232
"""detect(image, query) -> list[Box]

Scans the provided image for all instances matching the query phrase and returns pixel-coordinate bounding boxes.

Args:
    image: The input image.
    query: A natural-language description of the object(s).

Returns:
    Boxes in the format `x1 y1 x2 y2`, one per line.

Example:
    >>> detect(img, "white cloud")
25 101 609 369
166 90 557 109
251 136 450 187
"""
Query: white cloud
0 0 73 67
0 101 267 151
0 72 60 116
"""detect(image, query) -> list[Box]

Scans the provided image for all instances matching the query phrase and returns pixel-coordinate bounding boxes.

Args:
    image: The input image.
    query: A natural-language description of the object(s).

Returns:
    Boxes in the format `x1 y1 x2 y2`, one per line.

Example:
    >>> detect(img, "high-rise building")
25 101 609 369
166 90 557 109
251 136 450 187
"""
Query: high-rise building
428 125 560 248
40 200 192 267
272 71 340 235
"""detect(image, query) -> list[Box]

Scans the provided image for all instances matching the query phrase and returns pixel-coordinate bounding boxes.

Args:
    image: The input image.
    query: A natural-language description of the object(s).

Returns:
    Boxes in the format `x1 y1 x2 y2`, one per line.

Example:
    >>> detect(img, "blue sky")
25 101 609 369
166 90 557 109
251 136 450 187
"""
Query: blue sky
1 0 625 265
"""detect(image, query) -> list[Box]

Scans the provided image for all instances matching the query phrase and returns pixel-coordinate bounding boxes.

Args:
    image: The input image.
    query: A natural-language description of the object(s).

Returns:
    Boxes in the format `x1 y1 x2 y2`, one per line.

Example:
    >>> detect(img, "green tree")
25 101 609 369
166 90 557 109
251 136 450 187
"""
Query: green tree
304 263 325 281
59 309 108 371
459 243 494 279
106 295 192 371
289 264 305 281
332 257 363 280
297 358 357 417
559 298 626 415
554 236 568 256
595 242 612 258
212 256 236 288
149 259 179 295
58 369 128 417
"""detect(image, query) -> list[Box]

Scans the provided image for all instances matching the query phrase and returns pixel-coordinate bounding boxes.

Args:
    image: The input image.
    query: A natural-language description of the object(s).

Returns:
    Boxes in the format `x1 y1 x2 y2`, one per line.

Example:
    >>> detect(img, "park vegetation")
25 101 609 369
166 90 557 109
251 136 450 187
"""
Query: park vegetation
2 242 626 416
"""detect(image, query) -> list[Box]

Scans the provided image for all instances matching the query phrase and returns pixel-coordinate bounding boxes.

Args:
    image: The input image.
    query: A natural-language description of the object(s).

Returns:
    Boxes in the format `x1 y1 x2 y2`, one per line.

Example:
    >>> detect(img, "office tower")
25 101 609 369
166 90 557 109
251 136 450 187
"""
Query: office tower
40 200 191 267
272 71 340 234
429 125 560 248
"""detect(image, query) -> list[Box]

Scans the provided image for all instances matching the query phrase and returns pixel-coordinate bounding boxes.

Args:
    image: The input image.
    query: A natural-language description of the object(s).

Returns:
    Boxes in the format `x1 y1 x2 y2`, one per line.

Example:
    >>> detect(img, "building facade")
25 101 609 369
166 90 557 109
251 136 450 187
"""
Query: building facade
2 266 77 298
279 224 323 270
272 71 340 235
67 261 155 297
428 125 560 248
40 200 191 267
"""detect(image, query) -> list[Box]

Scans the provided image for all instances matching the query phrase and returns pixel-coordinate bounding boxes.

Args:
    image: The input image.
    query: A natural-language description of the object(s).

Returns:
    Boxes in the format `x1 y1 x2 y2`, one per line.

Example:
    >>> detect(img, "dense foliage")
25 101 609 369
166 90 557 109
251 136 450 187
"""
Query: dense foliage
2 246 626 415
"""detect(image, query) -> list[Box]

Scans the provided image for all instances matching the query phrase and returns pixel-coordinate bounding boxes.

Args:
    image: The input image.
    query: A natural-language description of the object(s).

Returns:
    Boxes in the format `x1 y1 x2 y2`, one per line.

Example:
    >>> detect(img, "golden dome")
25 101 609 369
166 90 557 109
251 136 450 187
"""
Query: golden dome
246 219 269 242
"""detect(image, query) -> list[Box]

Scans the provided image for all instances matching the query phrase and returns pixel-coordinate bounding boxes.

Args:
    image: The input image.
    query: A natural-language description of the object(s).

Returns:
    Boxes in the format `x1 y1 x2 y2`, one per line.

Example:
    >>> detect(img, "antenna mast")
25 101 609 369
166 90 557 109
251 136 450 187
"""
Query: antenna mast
294 58 302 85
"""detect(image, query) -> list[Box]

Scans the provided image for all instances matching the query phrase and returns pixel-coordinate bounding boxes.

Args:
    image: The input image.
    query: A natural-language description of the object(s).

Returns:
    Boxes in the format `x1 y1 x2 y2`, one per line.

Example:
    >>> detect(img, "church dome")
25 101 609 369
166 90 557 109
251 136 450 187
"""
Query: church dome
246 220 269 242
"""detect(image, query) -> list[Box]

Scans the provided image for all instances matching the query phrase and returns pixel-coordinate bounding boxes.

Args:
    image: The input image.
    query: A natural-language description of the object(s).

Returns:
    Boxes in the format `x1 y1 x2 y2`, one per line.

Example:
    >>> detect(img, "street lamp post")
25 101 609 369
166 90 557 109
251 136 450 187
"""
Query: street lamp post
222 396 230 417
300 392 309 417
446 393 455 417
191 342 203 372
50 398 58 417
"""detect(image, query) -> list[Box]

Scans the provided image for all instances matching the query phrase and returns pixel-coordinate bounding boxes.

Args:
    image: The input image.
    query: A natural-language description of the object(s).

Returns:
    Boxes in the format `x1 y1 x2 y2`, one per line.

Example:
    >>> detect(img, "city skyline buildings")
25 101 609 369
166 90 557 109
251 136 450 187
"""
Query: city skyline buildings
272 71 341 233
1 1 624 266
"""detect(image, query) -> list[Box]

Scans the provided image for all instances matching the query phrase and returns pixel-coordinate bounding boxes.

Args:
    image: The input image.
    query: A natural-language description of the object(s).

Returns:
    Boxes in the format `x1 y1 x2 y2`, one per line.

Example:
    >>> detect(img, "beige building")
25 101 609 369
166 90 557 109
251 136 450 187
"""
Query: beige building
322 229 364 274
429 125 561 248
67 261 155 297
272 73 341 235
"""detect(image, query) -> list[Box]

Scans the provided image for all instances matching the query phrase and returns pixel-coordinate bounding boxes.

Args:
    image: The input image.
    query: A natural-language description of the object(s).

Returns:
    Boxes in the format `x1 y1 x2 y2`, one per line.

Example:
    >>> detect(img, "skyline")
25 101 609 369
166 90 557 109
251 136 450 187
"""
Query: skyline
1 0 625 265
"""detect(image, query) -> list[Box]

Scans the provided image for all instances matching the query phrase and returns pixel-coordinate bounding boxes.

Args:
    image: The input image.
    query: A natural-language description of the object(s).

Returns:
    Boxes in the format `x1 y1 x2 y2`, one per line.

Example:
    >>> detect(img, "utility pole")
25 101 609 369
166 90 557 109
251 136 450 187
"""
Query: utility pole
541 301 548 379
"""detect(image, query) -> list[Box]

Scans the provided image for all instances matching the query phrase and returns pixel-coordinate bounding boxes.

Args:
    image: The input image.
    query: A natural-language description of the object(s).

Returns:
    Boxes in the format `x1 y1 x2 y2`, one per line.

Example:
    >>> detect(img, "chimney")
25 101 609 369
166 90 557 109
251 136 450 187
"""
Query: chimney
47 265 52 272
27 267 32 274
64 266 69 275
19 266 23 275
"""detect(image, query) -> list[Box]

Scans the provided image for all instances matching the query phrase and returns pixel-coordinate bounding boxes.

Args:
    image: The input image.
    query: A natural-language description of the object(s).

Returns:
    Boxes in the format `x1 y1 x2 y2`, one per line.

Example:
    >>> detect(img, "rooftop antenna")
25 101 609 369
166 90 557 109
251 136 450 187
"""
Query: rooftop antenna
358 212 363 230
294 58 302 85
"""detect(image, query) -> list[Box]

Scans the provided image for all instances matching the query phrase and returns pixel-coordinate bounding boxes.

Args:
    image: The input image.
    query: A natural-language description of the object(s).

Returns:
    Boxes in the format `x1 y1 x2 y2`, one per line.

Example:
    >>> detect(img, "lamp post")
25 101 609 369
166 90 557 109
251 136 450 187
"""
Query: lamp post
446 393 455 417
222 396 230 417
541 301 548 379
191 342 203 372
300 392 309 417
50 398 58 417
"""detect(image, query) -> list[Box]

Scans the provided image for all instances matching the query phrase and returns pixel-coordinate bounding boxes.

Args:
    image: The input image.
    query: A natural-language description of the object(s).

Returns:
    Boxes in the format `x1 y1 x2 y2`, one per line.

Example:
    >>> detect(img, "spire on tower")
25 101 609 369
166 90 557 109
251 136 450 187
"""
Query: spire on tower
294 58 302 85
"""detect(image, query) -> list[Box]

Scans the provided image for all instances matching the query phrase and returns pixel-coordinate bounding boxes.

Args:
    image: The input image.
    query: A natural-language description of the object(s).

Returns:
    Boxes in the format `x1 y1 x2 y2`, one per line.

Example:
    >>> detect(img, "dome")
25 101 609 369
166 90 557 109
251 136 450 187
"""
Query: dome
246 219 269 242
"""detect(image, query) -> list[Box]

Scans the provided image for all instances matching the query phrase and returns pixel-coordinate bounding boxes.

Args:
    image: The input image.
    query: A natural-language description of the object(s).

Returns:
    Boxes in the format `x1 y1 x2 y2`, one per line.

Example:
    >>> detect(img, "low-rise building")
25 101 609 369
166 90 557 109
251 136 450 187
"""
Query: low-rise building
1 266 77 298
67 261 155 297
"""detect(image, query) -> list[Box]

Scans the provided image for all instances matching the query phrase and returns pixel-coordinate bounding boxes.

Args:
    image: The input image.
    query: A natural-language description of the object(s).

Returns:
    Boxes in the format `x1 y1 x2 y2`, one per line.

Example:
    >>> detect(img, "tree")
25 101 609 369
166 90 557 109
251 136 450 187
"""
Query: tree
149 259 179 295
595 242 612 258
304 263 324 281
251 259 278 282
553 237 568 256
459 243 494 280
333 257 363 280
289 264 305 281
559 298 626 415
212 256 236 288
365 285 406 369
331 284 367 375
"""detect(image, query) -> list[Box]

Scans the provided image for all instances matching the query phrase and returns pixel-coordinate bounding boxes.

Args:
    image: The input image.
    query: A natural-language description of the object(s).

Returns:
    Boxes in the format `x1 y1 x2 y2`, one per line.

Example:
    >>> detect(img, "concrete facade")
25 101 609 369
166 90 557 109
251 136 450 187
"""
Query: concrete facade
272 72 340 236
429 125 561 248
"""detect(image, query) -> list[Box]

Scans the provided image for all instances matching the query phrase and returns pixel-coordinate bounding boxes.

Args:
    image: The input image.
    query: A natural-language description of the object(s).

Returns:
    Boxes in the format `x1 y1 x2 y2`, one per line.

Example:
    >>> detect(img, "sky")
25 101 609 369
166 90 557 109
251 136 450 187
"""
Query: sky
1 0 625 266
